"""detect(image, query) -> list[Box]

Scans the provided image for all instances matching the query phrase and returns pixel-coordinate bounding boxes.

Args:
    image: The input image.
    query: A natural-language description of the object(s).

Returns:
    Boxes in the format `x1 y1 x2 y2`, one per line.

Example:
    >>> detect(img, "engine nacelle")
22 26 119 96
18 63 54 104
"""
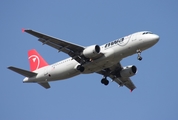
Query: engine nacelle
120 65 137 78
82 45 100 58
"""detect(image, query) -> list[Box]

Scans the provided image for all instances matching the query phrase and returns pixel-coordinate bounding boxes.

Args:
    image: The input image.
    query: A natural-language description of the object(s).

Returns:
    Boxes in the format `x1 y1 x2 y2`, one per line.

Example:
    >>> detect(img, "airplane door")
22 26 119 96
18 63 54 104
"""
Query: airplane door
131 34 137 41
117 35 131 46
124 35 131 43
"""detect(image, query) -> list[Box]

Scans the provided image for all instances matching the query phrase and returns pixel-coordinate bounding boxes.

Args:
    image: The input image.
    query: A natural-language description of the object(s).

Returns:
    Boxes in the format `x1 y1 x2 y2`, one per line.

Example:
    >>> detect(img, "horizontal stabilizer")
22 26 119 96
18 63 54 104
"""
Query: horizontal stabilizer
38 82 50 89
8 66 37 77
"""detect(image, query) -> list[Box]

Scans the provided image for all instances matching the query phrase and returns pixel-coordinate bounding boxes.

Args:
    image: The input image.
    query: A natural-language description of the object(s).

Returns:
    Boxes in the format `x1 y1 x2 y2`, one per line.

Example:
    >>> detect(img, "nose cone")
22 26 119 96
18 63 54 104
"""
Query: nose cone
141 33 160 49
152 34 160 43
146 34 159 46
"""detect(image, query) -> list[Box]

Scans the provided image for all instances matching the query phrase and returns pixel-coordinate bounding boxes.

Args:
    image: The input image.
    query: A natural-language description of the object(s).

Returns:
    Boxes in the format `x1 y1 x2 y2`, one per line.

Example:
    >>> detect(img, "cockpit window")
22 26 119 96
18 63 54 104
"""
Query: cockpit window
143 32 153 35
120 38 124 41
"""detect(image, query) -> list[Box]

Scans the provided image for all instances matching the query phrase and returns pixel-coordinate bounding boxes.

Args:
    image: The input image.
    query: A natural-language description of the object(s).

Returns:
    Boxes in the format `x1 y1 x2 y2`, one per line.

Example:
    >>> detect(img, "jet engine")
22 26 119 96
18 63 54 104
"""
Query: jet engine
82 45 100 58
120 65 137 78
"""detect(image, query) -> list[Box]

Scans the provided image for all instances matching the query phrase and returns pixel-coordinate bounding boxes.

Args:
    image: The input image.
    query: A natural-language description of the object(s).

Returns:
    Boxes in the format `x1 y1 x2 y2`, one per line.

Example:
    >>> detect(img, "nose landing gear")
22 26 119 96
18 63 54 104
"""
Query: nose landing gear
136 49 142 61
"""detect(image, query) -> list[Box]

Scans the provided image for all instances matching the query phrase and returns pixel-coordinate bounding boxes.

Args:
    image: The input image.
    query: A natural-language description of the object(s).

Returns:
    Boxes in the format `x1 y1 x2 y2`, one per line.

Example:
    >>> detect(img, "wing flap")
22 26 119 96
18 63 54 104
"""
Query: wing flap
114 77 136 91
38 38 75 57
8 66 37 77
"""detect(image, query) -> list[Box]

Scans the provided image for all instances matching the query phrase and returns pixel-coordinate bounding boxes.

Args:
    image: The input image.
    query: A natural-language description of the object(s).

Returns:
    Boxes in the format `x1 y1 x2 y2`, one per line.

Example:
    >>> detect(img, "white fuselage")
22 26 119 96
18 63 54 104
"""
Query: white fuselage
23 31 159 83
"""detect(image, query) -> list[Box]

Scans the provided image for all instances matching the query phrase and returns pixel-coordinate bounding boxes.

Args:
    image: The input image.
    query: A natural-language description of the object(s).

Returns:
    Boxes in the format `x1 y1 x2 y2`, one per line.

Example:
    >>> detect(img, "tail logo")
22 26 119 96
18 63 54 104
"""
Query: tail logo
28 55 40 70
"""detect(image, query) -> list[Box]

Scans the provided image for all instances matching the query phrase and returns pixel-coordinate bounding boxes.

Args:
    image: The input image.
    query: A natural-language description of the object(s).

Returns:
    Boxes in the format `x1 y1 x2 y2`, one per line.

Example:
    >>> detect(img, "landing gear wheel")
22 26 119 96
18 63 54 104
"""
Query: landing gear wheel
137 56 142 61
101 78 109 86
77 65 85 72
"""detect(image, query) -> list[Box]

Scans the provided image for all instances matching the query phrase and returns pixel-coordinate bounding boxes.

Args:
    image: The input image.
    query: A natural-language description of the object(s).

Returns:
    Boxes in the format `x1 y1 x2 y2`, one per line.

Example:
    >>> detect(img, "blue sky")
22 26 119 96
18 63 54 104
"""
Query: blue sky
1 0 178 119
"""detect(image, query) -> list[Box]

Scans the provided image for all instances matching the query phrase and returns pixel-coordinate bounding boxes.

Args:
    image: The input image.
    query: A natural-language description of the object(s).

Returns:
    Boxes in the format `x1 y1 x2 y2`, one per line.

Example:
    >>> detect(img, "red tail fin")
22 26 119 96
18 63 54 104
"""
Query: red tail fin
28 49 48 71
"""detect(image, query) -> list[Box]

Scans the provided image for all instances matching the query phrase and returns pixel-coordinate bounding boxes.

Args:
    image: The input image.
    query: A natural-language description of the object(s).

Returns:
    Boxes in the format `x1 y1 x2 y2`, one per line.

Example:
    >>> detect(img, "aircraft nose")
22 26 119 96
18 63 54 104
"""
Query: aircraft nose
152 34 160 43
153 34 159 42
142 33 159 48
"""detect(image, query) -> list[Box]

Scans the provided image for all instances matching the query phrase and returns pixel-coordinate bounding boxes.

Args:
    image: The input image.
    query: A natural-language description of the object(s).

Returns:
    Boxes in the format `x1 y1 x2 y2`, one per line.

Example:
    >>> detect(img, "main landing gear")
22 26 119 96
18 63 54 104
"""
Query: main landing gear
136 49 142 61
77 65 85 72
101 77 109 86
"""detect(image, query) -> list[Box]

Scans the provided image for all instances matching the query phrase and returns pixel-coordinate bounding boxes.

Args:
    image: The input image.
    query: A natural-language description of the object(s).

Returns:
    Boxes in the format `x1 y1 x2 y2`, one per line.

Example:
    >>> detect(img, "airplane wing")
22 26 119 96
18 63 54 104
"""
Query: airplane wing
97 62 136 91
25 30 85 63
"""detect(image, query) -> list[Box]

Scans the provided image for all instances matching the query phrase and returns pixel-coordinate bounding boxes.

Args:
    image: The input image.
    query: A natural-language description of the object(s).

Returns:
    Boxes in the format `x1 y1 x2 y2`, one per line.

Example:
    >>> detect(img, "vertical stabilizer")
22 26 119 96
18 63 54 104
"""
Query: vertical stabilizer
28 49 48 71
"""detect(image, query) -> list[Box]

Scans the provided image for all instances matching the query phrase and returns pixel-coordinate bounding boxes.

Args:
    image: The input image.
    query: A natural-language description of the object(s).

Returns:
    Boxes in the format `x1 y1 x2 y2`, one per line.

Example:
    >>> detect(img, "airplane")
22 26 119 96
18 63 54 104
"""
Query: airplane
8 30 159 91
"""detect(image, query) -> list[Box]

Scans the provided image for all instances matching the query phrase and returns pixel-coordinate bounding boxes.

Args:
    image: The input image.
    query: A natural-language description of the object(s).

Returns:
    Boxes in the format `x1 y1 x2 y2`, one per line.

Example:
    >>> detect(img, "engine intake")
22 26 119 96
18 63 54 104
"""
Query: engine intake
82 45 100 58
120 65 137 78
